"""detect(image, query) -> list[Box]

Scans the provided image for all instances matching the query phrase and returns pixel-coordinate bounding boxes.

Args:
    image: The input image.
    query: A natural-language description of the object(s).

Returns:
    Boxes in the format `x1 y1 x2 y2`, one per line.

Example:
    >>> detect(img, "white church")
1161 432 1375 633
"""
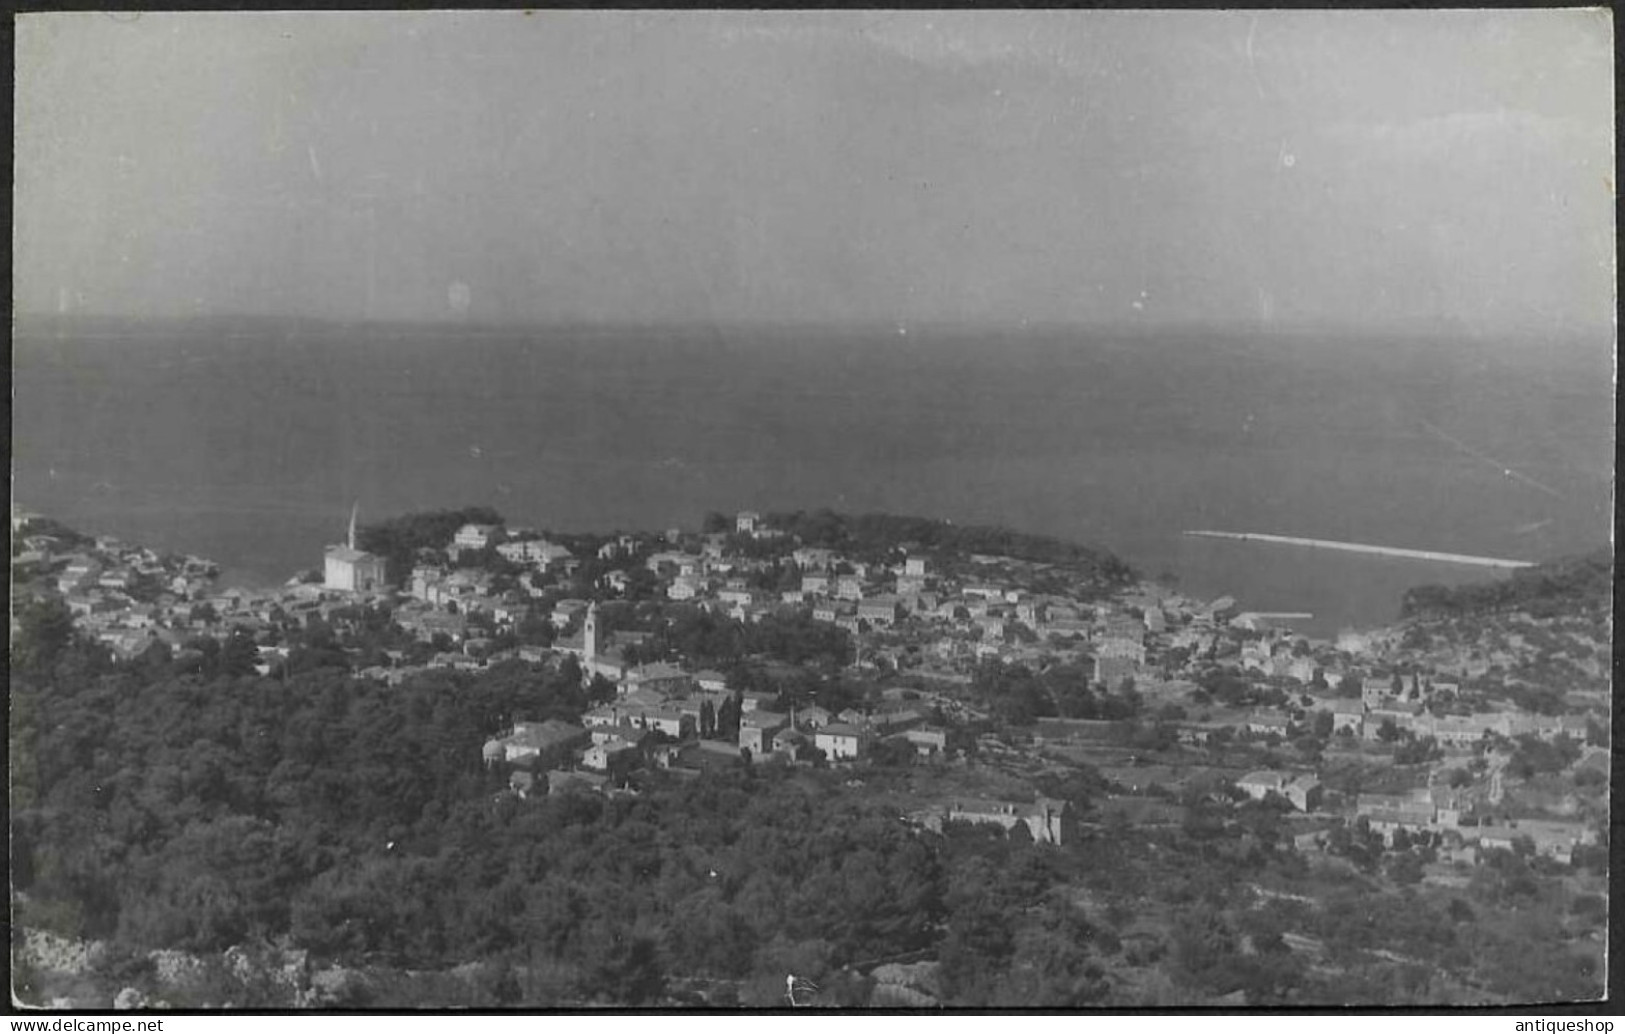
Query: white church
324 504 387 593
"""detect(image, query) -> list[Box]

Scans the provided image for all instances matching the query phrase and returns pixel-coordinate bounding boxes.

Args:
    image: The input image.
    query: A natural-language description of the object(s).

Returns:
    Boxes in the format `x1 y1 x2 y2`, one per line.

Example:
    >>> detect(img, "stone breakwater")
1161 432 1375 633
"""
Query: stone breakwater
1184 530 1535 569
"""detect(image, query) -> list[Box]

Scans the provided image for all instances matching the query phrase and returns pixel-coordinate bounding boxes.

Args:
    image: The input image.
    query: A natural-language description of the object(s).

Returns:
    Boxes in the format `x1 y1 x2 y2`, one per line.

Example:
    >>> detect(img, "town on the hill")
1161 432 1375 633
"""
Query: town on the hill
13 502 1609 874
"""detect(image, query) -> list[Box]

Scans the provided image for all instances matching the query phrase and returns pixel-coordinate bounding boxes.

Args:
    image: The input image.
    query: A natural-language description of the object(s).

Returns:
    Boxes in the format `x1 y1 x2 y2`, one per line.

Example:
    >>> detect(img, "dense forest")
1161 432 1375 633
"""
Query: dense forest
355 507 506 585
9 608 1108 1006
1399 549 1612 620
10 600 1605 1007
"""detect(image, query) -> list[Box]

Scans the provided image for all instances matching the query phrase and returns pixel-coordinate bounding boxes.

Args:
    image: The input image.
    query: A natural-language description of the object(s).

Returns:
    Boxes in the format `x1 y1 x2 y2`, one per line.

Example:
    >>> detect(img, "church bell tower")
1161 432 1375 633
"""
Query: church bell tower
584 601 598 662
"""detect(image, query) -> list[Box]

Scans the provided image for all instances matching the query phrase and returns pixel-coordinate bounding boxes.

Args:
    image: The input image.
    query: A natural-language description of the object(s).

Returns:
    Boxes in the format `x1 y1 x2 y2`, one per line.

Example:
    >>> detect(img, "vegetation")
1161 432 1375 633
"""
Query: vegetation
757 509 1136 583
1400 550 1611 620
10 619 1119 1006
355 507 505 585
10 513 1607 1008
14 515 98 550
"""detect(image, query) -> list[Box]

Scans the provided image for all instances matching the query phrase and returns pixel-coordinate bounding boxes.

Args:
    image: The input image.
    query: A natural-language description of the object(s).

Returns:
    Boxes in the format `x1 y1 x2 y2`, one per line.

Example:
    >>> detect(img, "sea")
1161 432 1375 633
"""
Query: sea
12 317 1614 637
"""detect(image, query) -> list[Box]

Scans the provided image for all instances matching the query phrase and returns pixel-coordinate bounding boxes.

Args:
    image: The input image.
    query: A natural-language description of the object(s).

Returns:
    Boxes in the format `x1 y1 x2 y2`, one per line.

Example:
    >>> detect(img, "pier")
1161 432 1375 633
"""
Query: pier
1184 530 1534 570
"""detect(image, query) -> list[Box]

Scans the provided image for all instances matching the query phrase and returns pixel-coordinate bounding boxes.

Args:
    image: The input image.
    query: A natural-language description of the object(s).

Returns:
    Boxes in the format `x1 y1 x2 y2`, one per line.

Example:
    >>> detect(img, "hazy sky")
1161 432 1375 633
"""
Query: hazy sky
14 10 1614 335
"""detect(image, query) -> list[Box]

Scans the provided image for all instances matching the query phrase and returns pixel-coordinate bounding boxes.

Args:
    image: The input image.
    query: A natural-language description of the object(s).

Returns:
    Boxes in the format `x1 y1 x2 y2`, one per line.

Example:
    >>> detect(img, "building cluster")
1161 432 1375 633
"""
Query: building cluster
13 508 235 659
17 503 1604 874
475 595 958 795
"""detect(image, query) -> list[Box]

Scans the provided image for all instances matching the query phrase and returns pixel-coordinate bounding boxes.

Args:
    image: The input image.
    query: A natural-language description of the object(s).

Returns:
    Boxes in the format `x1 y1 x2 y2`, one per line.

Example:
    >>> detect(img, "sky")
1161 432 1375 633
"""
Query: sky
13 10 1615 337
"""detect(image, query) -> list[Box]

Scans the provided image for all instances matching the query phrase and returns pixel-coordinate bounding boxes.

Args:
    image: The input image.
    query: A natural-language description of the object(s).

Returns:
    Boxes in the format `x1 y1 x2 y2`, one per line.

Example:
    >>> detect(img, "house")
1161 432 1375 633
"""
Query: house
1236 770 1321 810
1364 707 1419 740
1287 819 1344 854
453 523 504 552
430 652 482 671
1362 805 1438 844
1470 819 1595 864
645 549 686 573
1282 656 1317 684
550 599 589 629
901 726 949 757
1283 774 1323 811
1424 713 1499 747
621 662 693 697
772 726 809 758
692 669 729 693
1355 790 1439 843
497 539 571 567
633 708 693 740
1043 617 1092 640
785 548 829 570
582 704 620 729
812 601 849 624
735 511 760 534
835 576 865 601
668 578 703 601
815 722 870 761
582 736 639 772
801 574 831 596
932 797 1071 846
671 690 727 728
1175 722 1225 746
1099 616 1146 644
1325 699 1366 736
896 575 928 597
798 705 832 730
487 719 589 767
1246 713 1293 737
792 547 836 569
739 710 790 755
1237 770 1292 802
1361 675 1400 710
858 595 903 626
1014 599 1046 626
739 690 778 713
589 722 645 746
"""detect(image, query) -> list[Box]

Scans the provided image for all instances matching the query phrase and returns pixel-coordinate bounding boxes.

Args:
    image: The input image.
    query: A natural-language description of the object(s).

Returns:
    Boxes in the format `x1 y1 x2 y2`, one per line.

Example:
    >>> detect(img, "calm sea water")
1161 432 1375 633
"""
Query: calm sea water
13 319 1613 635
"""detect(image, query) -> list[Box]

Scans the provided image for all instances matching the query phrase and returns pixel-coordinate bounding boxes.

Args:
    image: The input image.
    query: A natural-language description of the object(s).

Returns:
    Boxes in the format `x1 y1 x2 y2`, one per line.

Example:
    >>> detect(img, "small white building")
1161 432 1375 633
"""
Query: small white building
453 523 504 552
815 723 870 761
583 737 638 772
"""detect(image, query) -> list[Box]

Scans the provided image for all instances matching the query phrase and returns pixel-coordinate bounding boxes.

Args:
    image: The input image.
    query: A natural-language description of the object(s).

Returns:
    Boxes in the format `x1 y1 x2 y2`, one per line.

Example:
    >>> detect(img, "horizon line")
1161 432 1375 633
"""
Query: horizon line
14 311 1612 343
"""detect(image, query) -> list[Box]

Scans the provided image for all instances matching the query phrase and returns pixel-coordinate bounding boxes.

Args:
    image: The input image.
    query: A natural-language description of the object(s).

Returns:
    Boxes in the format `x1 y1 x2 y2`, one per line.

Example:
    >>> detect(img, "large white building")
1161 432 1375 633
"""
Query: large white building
324 505 387 593
453 523 504 552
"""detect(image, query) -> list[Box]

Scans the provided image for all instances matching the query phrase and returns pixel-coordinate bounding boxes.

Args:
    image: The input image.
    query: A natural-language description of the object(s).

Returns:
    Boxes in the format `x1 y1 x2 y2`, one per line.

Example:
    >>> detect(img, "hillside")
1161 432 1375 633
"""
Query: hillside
1399 549 1612 621
755 509 1136 584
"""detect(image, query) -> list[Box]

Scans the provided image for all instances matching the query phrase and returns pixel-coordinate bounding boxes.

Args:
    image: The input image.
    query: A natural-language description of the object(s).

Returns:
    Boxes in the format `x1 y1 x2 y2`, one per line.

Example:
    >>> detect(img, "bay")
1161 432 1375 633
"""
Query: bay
13 318 1612 635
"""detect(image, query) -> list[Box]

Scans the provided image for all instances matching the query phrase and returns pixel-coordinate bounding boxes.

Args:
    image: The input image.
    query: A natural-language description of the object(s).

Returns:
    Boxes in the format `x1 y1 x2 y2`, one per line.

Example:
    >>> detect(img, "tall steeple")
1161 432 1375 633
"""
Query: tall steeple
348 502 359 551
584 601 598 661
